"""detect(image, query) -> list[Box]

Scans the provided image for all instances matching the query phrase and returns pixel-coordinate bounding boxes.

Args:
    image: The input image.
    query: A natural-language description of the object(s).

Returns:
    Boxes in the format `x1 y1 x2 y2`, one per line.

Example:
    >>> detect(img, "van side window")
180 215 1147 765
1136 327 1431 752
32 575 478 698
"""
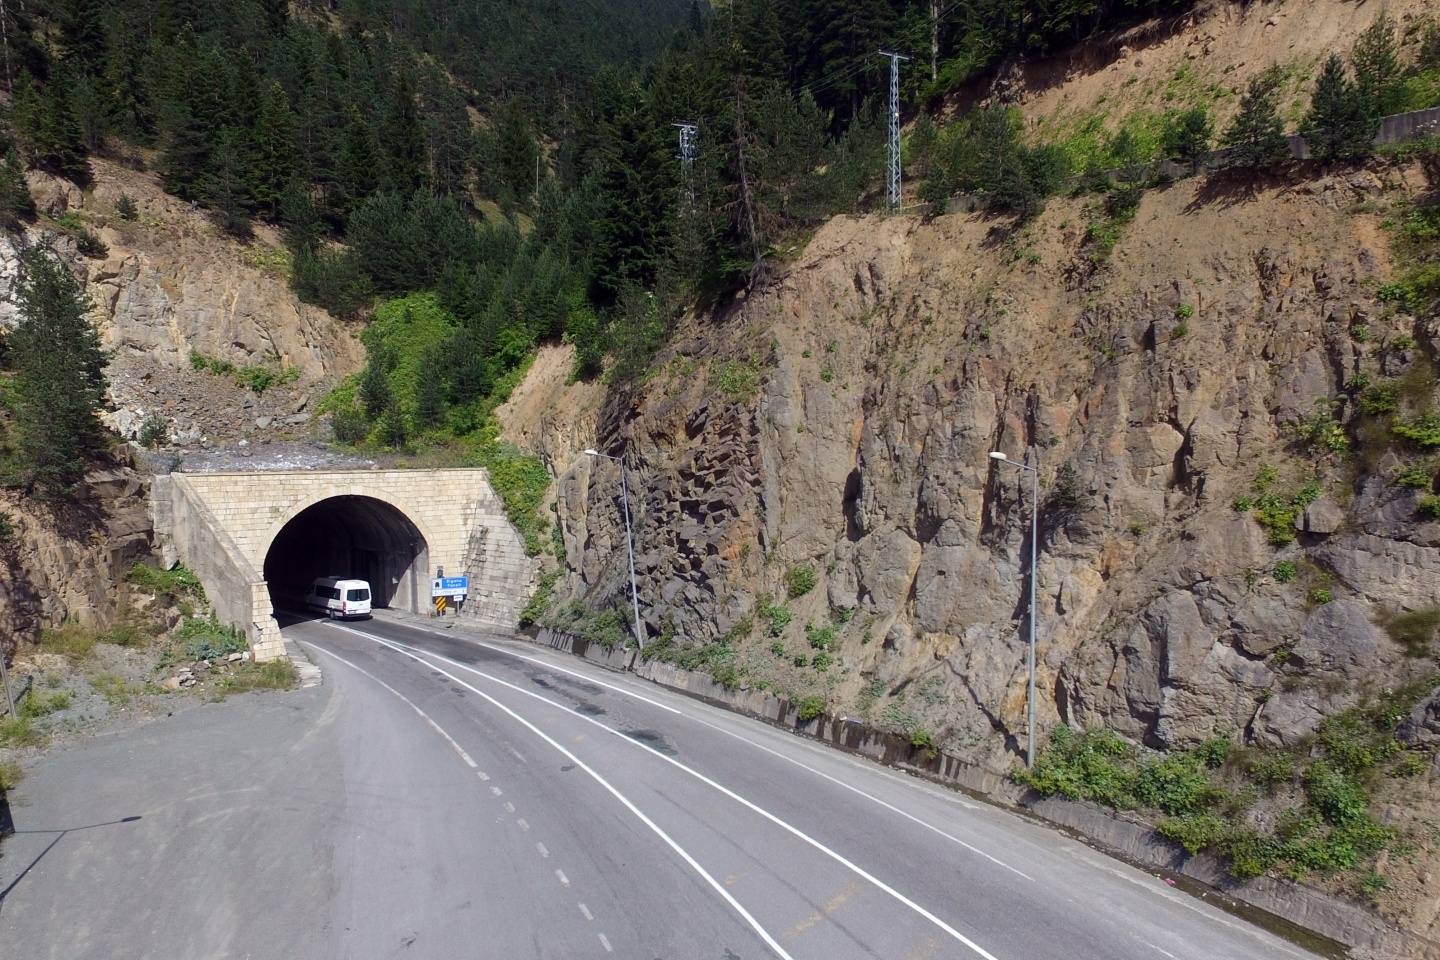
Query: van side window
347 589 369 601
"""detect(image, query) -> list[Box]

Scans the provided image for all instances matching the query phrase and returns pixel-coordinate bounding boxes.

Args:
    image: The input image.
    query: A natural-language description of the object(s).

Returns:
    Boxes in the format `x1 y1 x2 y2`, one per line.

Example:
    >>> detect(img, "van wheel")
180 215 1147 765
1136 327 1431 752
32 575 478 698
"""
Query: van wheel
328 609 338 620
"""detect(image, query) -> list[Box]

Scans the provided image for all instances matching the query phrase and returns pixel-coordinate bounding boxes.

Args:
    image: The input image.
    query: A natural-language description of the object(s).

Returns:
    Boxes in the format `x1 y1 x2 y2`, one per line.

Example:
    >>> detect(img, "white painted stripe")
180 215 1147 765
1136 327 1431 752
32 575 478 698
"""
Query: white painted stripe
359 632 1001 960
504 802 515 813
517 819 529 832
598 933 613 953
477 771 489 781
556 869 569 887
491 786 502 796
683 713 1032 880
536 842 549 858
305 645 478 769
578 903 593 920
328 628 795 960
407 622 682 714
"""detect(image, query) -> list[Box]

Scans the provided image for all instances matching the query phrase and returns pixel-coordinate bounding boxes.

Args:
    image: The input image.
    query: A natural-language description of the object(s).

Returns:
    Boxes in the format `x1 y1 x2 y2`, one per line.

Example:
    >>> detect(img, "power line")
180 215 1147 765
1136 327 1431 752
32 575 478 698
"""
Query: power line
796 0 967 102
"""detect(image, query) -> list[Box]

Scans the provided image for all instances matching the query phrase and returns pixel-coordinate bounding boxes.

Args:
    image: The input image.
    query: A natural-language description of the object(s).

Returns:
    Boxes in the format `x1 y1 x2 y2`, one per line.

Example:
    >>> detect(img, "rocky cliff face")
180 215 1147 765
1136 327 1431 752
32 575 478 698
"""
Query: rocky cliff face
502 156 1440 939
1 160 364 446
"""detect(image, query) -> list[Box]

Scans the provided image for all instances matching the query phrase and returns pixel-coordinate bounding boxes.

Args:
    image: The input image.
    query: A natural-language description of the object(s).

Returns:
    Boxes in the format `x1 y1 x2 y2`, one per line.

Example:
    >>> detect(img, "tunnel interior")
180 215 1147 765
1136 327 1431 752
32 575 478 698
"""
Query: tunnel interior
264 495 429 614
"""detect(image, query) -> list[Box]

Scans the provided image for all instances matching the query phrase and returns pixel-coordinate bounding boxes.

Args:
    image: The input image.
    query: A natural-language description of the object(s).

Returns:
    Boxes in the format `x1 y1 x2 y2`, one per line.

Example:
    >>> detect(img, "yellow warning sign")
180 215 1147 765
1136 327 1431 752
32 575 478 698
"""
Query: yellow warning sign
434 596 447 616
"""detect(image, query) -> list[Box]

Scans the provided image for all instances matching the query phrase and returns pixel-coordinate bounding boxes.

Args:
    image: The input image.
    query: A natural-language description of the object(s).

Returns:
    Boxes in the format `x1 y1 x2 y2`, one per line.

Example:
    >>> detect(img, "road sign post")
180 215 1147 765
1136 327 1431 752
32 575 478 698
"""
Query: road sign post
432 576 468 617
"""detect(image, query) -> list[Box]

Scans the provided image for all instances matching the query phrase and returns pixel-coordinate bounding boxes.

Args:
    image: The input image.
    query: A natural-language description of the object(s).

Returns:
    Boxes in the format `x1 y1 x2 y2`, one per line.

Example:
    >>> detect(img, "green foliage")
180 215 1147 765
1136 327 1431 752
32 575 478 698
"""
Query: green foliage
1420 494 1440 519
7 242 108 498
796 695 827 722
1393 413 1440 449
0 149 36 230
1222 76 1291 168
1243 467 1321 546
713 358 763 401
462 435 552 556
19 688 75 719
138 412 169 449
920 106 1067 218
213 659 298 696
1017 682 1435 883
1359 381 1400 416
1273 560 1298 583
805 621 837 651
784 565 818 599
0 715 44 748
1394 463 1435 489
1292 398 1349 453
519 570 562 627
1161 106 1214 171
115 194 138 222
178 617 247 660
1304 54 1375 163
126 563 204 604
757 594 793 638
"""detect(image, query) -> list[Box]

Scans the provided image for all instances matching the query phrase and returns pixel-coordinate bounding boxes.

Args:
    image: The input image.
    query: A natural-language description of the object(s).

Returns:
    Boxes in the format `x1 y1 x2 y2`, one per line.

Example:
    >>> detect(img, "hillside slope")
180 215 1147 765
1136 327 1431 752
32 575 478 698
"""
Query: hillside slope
499 1 1440 950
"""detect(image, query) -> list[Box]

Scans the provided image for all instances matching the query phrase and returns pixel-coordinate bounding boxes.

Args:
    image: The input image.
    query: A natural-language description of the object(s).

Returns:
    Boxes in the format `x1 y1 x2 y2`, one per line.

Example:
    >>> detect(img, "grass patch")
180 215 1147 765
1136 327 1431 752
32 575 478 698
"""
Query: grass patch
19 689 74 719
177 617 247 660
39 620 103 661
784 565 817 599
0 715 44 747
0 758 23 790
212 659 297 697
757 594 793 638
542 601 633 650
88 672 148 707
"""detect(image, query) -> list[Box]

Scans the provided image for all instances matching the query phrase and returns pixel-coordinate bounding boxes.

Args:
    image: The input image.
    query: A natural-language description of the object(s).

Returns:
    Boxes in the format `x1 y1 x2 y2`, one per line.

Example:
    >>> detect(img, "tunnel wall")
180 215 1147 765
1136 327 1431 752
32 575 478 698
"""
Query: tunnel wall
153 469 536 655
152 475 286 660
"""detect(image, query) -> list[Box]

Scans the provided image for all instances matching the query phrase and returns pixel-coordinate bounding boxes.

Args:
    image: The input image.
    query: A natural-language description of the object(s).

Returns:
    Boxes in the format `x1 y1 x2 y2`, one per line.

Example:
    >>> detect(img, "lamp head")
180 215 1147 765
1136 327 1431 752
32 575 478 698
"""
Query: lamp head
988 451 1008 461
584 449 600 457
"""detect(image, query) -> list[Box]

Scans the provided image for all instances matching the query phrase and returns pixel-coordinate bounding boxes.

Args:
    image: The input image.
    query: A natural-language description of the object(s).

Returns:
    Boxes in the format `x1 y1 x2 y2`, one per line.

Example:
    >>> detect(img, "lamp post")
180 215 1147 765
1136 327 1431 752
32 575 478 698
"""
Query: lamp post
989 450 1039 767
585 449 645 657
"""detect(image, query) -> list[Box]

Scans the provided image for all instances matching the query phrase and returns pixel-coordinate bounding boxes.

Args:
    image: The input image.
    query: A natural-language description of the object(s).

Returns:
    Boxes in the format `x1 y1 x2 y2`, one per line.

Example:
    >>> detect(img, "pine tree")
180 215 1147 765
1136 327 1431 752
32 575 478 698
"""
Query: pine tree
1221 77 1290 169
1305 54 1373 163
250 81 298 219
335 111 381 220
58 0 109 76
412 345 446 429
207 128 253 237
12 70 91 184
1161 106 1213 173
383 71 428 195
10 242 109 498
0 148 36 228
358 346 393 421
1352 13 1405 120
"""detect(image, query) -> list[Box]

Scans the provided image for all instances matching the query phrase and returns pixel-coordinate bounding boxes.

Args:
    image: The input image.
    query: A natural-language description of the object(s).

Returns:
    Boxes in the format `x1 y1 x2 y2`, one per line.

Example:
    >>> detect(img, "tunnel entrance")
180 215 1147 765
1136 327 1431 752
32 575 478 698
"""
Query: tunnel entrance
263 496 429 614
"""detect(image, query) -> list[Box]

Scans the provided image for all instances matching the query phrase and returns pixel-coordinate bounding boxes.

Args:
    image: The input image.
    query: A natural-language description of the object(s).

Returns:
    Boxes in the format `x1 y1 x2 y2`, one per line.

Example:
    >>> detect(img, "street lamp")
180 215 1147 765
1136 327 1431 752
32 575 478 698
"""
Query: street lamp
585 449 645 656
989 450 1039 767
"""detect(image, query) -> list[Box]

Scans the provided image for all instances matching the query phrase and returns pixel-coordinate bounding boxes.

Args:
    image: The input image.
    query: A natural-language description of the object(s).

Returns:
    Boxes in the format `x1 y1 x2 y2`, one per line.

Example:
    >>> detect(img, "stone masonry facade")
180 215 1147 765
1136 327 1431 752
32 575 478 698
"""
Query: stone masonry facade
152 469 536 660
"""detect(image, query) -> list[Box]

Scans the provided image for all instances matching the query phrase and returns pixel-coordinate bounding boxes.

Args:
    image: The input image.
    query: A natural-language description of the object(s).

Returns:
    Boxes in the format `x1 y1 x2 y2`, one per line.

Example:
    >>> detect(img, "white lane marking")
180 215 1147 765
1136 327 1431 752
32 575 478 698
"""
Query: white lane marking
345 628 992 960
556 869 569 886
682 713 1031 880
504 802 515 813
517 819 530 832
477 771 490 781
579 903 593 920
405 622 681 715
536 842 550 858
367 622 1022 877
325 627 795 960
305 644 478 769
491 786 503 796
598 933 613 953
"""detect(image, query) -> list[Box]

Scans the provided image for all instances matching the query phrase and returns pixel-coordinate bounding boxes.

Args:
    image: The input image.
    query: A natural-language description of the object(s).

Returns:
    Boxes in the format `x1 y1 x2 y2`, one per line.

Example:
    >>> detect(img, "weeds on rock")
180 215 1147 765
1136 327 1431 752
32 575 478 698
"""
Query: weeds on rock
1016 677 1438 883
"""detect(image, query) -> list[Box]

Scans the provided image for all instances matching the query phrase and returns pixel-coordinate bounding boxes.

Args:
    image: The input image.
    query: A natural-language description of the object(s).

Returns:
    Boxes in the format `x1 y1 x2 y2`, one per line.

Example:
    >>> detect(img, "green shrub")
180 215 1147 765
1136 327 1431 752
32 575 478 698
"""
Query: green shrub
1393 412 1440 450
19 688 74 718
178 617 247 660
757 595 791 637
138 412 169 449
1358 381 1399 416
796 695 826 722
1394 463 1435 488
784 565 817 599
1310 587 1334 604
1273 560 1298 583
713 358 762 400
1419 494 1440 519
330 408 369 444
810 652 832 670
0 715 44 747
115 194 137 221
127 563 204 602
805 621 837 651
519 570 561 627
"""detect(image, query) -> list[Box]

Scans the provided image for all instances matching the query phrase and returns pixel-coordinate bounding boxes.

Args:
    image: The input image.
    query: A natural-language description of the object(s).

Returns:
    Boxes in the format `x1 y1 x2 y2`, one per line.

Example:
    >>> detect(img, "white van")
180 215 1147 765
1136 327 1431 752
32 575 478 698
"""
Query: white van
306 577 373 620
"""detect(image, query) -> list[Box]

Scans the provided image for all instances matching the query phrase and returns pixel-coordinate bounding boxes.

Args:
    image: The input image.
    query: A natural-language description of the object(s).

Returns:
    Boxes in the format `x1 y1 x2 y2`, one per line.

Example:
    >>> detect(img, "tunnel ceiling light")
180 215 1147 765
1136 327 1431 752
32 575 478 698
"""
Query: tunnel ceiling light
584 449 600 456
989 451 1008 461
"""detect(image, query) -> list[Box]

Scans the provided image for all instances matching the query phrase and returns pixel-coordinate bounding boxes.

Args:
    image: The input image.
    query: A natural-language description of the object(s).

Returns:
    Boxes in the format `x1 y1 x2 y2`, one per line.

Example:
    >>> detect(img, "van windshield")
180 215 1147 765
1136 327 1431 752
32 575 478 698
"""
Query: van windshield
347 589 370 602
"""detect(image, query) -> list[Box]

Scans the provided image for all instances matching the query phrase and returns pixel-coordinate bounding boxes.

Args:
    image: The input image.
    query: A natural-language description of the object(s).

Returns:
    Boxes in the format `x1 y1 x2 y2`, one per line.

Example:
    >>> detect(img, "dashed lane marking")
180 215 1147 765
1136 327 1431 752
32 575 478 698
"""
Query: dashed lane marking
556 869 569 887
504 802 515 813
517 819 530 832
578 903 593 920
598 933 613 953
328 627 796 960
536 842 549 858
350 630 1001 960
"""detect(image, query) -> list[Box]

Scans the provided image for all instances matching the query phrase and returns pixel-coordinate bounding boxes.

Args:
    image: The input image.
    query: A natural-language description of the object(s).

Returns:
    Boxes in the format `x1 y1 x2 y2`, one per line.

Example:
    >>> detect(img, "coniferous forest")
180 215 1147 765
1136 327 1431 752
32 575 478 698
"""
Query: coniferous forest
0 0 1207 456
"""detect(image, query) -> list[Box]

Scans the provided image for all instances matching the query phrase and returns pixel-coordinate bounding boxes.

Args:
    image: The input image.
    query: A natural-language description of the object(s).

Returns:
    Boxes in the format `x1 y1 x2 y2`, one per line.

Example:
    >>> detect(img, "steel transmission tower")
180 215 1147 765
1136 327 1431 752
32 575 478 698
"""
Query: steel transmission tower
673 120 698 207
879 51 910 213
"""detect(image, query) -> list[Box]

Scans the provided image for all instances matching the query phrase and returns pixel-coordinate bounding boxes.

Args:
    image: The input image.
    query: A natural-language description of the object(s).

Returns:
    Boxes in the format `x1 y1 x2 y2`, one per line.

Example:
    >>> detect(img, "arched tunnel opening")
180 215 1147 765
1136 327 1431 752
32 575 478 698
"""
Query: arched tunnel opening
264 496 429 615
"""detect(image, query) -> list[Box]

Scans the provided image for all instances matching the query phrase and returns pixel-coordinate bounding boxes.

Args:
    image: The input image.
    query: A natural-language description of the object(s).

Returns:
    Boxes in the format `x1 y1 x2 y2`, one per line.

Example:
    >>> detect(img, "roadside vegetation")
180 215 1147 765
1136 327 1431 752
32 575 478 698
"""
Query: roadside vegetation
1017 676 1437 890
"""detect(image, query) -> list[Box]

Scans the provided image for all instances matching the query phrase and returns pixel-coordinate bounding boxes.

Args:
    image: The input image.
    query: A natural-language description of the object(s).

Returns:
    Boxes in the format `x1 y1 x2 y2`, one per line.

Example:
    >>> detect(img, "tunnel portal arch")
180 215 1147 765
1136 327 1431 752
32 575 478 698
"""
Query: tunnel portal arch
263 495 431 614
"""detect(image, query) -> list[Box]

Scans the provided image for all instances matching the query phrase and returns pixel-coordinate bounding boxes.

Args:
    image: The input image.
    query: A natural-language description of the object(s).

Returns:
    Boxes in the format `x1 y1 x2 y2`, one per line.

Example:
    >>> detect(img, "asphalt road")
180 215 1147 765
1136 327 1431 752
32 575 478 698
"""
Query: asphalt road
0 612 1326 960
